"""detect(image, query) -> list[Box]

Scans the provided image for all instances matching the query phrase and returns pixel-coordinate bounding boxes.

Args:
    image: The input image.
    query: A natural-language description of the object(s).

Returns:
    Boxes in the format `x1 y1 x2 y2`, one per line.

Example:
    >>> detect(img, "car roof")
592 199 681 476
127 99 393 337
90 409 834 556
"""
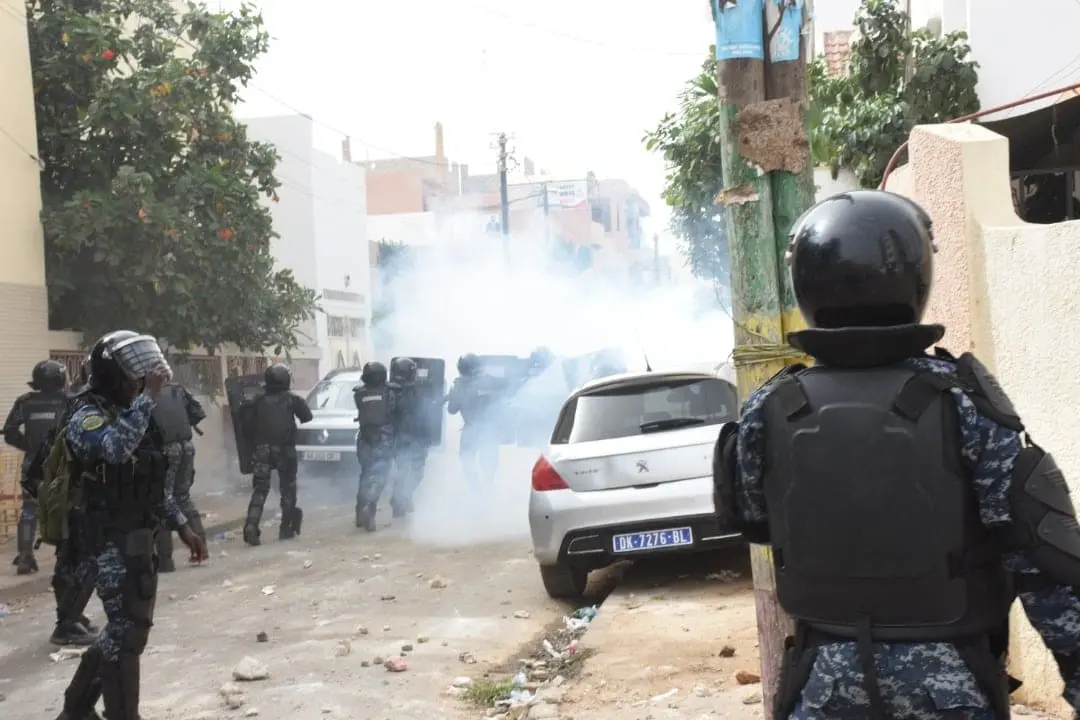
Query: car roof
320 369 362 382
570 369 723 400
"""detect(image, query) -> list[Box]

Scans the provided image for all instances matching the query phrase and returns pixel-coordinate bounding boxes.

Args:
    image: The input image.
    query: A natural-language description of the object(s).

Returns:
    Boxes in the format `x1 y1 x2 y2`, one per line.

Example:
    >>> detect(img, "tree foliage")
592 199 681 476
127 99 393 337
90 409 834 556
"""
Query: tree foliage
29 0 318 353
810 0 980 187
642 51 728 293
648 1 979 281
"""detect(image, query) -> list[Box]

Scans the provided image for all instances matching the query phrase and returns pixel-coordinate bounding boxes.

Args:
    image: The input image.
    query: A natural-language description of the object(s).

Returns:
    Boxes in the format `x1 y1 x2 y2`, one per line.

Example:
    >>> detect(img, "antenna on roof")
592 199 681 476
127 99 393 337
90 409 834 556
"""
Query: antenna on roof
643 351 652 372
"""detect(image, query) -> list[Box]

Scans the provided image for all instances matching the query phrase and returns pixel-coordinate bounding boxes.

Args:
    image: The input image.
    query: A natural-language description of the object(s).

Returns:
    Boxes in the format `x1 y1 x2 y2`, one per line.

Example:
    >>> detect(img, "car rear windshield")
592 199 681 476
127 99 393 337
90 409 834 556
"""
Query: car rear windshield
550 377 737 444
305 380 356 411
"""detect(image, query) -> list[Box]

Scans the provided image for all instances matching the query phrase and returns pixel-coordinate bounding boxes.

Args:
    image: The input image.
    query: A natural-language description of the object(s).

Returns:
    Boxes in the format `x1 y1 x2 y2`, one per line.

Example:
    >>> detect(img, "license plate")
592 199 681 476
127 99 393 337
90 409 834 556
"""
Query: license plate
301 451 341 462
612 527 693 553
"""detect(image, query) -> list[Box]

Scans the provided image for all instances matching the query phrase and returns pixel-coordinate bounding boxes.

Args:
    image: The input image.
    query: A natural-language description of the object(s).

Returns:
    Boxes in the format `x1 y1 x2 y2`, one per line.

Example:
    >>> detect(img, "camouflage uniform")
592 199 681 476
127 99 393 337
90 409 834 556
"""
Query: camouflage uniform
251 443 299 524
736 355 1080 718
446 377 499 489
59 394 187 717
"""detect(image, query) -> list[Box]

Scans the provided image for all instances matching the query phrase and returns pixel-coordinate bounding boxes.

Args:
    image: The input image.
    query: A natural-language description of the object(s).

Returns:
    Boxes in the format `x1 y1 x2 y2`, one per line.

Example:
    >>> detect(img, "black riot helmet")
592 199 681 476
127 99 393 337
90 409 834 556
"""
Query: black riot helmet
787 190 936 329
390 357 418 384
29 359 68 392
264 363 292 392
457 353 480 376
361 361 388 386
88 330 169 403
78 357 90 387
529 346 555 371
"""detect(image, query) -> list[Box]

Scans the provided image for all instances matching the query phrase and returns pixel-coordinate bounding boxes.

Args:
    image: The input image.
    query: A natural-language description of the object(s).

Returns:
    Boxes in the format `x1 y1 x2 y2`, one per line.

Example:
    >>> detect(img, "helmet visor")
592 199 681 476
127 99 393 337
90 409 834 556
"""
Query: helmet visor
109 335 170 381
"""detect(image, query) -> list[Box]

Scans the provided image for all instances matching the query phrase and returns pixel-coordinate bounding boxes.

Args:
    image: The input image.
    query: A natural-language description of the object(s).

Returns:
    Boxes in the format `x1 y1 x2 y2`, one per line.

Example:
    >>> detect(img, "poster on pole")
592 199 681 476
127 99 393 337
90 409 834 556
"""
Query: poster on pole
767 0 804 63
713 0 765 61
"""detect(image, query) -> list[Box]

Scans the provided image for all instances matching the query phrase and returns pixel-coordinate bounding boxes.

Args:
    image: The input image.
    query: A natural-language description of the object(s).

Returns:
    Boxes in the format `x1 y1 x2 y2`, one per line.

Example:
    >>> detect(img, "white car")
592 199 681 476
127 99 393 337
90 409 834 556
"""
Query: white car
295 369 363 477
527 368 741 599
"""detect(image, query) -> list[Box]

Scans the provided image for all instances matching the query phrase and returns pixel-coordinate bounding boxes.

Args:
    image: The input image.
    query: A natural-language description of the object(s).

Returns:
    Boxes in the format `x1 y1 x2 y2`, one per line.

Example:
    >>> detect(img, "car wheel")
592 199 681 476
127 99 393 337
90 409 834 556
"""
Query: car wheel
539 563 589 600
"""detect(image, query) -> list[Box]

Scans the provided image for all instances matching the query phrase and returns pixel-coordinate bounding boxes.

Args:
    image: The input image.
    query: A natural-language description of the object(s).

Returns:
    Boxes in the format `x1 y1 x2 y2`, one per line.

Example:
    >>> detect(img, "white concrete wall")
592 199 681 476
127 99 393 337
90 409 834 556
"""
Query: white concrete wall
813 167 860 199
891 121 1080 715
311 148 371 375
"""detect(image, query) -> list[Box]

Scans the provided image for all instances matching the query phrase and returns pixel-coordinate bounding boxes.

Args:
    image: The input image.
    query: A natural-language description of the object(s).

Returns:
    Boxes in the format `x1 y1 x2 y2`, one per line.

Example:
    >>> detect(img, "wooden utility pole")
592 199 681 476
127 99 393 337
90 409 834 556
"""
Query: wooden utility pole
713 0 815 712
495 132 511 265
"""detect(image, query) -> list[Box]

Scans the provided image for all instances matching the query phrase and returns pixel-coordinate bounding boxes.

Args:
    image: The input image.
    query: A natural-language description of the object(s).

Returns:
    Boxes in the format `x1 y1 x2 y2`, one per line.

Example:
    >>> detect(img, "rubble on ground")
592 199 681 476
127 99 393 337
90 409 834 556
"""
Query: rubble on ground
452 605 599 718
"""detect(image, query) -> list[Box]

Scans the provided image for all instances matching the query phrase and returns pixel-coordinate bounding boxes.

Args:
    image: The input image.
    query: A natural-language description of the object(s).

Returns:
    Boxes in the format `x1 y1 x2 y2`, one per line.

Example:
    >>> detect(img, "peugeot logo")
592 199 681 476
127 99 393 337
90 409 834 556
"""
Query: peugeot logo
636 460 649 473
317 429 329 444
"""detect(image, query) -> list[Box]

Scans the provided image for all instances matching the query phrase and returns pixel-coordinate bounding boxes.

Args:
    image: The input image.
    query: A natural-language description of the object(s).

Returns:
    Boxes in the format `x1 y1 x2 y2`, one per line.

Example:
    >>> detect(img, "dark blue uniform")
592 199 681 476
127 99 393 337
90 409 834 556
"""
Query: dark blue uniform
736 355 1080 718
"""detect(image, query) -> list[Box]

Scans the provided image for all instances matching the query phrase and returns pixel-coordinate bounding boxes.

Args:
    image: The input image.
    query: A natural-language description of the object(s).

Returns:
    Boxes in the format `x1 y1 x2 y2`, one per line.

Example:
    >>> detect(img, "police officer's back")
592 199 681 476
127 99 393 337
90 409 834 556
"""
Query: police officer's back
241 363 312 546
714 190 1080 719
4 359 69 575
354 361 398 530
447 353 501 488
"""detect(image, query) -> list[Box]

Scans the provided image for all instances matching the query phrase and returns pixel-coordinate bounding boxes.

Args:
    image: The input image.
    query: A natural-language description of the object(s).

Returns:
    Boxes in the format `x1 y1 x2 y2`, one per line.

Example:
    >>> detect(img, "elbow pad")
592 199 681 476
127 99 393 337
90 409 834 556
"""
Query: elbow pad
1007 443 1080 586
712 421 771 544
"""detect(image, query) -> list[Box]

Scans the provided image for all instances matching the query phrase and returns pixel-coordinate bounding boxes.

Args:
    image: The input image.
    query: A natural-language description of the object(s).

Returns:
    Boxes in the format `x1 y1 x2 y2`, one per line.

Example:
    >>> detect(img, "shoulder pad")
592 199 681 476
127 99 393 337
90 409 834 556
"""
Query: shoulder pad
955 353 1024 432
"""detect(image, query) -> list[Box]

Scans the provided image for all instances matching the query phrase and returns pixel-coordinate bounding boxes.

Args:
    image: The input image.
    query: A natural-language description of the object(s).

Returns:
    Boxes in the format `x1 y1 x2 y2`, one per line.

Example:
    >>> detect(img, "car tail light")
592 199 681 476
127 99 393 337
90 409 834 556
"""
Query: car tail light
531 456 569 492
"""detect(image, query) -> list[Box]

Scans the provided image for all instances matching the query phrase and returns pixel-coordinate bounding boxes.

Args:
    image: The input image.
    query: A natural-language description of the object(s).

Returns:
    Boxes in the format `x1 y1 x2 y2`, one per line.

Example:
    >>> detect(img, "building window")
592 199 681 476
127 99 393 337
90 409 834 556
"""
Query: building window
349 317 365 338
328 316 346 337
327 315 366 339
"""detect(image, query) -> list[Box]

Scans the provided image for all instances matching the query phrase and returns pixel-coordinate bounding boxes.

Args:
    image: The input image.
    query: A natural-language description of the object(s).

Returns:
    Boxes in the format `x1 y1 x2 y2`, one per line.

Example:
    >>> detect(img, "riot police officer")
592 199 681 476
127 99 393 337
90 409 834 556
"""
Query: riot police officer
713 190 1080 719
389 357 426 517
446 353 500 490
4 359 69 575
55 330 208 720
354 361 398 531
241 364 313 546
151 381 207 572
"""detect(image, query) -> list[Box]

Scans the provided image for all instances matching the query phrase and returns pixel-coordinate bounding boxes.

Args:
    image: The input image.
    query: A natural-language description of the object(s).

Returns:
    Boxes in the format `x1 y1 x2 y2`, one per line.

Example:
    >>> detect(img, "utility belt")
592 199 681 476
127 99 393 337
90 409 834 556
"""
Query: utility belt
775 621 1015 720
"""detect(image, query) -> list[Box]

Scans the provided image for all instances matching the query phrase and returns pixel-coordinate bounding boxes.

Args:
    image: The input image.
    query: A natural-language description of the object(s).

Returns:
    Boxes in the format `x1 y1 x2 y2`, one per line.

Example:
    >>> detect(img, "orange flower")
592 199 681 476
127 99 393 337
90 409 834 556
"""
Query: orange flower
218 228 234 241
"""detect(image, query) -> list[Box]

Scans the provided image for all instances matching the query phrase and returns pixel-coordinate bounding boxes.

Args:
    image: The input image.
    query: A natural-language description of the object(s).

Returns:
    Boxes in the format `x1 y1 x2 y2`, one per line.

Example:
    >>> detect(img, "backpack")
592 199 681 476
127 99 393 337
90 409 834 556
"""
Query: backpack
37 425 79 547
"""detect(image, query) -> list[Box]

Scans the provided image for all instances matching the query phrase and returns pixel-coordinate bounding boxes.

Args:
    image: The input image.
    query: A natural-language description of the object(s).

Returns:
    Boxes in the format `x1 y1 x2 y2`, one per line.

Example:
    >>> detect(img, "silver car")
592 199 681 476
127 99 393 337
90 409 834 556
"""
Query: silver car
528 368 740 599
296 369 362 476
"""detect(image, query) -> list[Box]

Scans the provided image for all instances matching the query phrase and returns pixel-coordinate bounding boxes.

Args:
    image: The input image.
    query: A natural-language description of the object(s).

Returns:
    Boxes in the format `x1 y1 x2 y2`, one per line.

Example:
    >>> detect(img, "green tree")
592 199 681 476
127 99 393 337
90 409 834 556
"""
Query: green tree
811 0 980 187
642 51 728 299
28 0 317 353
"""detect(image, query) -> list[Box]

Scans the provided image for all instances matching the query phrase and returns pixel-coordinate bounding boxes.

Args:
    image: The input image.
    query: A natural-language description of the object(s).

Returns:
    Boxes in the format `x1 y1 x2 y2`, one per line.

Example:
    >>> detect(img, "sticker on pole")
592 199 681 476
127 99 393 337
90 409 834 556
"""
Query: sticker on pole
767 0 804 63
713 0 765 61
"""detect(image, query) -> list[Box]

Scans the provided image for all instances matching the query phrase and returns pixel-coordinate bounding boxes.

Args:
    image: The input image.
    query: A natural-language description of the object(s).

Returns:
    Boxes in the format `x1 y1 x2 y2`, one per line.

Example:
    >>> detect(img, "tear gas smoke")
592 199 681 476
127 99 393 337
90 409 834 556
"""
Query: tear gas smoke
306 212 734 547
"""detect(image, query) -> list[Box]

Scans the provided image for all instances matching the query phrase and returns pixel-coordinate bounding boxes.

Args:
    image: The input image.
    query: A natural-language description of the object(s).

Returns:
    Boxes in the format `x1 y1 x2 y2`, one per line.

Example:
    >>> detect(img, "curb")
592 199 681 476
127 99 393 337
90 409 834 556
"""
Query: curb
0 514 248 605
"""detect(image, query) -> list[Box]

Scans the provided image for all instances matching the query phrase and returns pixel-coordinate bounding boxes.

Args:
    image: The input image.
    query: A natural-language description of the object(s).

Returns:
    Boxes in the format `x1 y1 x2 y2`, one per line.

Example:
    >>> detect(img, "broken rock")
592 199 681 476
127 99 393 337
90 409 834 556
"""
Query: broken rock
429 576 448 589
718 645 736 658
384 657 408 672
735 669 761 685
232 656 270 681
219 682 246 710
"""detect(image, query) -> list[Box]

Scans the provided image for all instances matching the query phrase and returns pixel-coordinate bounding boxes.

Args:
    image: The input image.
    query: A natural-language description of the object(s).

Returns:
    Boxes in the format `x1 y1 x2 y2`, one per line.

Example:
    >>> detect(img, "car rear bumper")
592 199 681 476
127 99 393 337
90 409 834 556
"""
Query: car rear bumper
528 476 742 566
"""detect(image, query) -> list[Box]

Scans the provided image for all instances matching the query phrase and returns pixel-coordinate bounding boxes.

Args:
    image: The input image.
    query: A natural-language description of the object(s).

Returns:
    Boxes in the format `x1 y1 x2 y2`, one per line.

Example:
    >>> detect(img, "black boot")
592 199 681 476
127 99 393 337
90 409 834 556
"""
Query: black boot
59 644 103 719
15 507 38 574
99 653 140 720
291 506 303 536
355 502 377 532
51 621 96 647
243 501 263 547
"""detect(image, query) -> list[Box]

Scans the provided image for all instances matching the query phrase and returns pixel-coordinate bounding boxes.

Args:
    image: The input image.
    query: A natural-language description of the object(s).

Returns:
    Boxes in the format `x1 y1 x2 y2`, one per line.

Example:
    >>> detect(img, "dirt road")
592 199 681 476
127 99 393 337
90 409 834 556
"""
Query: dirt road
0 446 576 720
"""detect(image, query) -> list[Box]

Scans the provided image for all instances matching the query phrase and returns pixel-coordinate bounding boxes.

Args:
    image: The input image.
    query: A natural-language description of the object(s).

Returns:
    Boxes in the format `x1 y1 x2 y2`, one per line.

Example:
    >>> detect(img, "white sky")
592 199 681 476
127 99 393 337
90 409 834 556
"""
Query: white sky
224 0 715 256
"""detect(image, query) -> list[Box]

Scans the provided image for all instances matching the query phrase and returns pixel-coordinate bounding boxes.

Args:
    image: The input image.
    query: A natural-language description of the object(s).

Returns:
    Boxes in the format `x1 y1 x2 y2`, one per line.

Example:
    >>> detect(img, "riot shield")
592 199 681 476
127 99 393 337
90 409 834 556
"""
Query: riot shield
391 356 446 449
225 373 264 475
471 354 531 444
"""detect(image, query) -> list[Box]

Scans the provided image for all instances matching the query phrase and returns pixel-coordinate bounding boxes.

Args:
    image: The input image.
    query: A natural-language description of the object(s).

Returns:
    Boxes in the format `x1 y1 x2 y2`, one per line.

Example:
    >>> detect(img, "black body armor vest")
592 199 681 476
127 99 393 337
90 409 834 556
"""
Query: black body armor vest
355 385 390 430
252 392 297 446
762 365 1012 641
78 400 167 535
23 391 67 454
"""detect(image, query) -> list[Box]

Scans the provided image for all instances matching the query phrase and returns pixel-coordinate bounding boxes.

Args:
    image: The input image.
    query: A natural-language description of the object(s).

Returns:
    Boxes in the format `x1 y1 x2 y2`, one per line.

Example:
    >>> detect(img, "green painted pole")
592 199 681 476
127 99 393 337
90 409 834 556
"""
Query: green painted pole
713 0 816 710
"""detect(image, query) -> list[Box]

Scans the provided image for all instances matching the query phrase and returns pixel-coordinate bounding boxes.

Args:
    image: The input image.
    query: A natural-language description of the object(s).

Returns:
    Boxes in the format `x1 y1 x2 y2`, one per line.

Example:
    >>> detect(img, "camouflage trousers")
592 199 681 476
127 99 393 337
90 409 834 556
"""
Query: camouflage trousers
391 439 427 509
250 443 299 518
357 439 394 508
60 528 158 717
786 641 997 720
16 456 37 565
157 440 200 565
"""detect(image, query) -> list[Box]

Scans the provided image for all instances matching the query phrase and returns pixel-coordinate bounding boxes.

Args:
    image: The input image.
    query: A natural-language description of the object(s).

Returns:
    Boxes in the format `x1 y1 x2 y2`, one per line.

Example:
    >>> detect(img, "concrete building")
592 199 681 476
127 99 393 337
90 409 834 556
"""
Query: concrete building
245 114 373 377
